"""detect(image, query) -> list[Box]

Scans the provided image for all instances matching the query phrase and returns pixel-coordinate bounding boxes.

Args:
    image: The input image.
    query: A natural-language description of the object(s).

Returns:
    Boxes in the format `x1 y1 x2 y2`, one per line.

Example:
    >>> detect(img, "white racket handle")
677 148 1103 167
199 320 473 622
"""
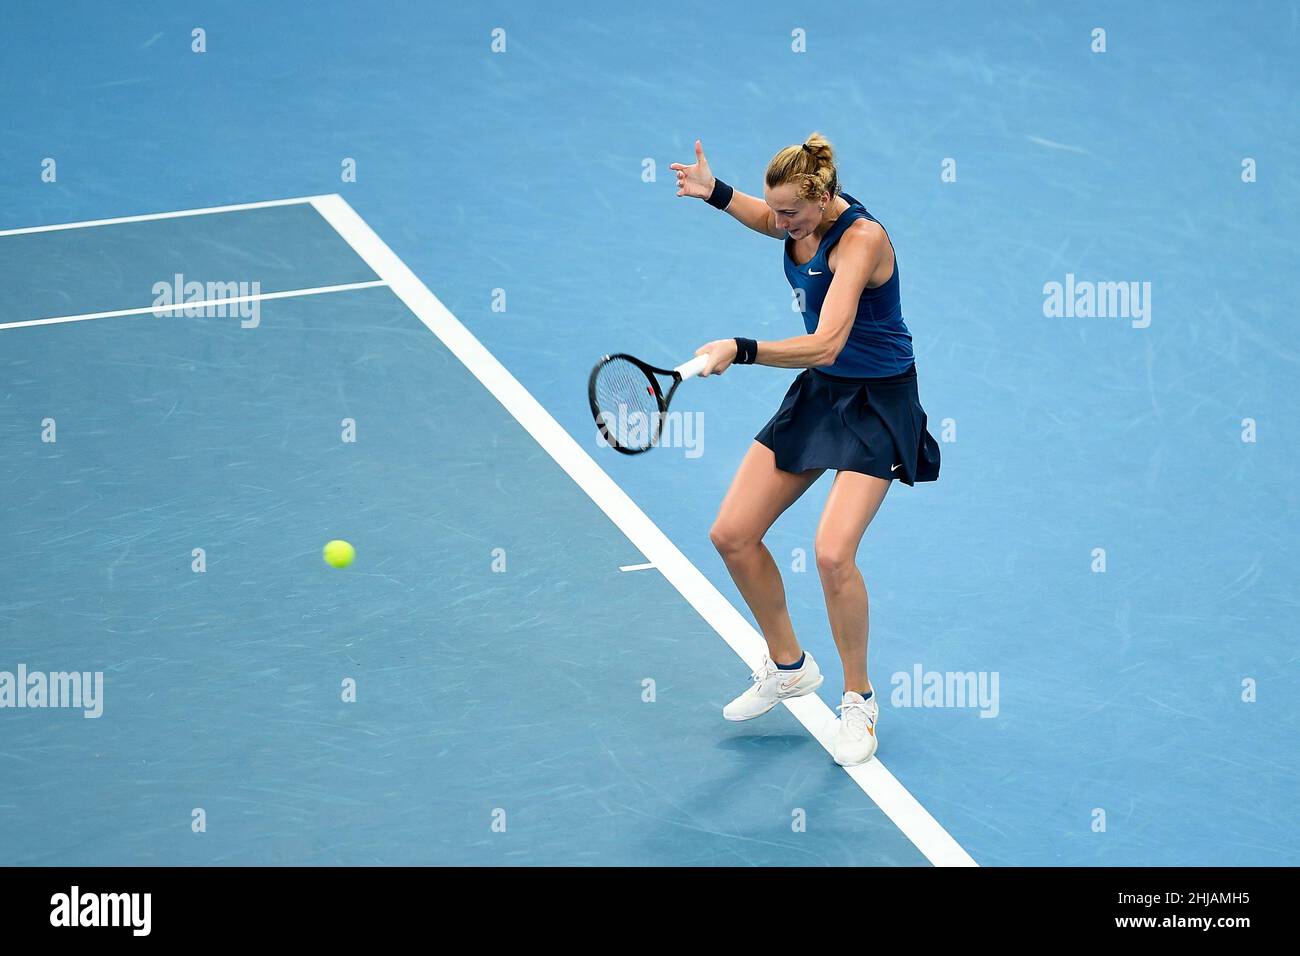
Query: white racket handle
675 354 709 379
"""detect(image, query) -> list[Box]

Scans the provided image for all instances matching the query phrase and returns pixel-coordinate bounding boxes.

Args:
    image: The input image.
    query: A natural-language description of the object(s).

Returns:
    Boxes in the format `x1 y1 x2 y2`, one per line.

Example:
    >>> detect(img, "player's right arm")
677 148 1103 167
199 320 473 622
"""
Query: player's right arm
671 139 785 239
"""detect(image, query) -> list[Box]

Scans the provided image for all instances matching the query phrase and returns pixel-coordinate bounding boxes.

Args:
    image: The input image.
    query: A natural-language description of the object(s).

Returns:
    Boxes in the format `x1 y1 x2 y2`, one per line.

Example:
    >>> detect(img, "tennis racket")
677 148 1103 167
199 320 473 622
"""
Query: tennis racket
588 352 709 454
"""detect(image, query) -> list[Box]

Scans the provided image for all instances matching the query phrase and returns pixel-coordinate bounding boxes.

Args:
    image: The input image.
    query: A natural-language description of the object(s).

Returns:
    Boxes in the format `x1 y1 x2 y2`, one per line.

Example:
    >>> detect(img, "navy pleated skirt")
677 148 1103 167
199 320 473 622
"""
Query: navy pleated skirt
754 362 941 485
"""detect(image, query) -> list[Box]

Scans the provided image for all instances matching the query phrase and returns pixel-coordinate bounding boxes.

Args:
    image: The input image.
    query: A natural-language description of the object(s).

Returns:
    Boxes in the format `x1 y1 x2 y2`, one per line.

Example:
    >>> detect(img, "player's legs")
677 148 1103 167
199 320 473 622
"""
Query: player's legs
709 441 823 664
814 470 892 694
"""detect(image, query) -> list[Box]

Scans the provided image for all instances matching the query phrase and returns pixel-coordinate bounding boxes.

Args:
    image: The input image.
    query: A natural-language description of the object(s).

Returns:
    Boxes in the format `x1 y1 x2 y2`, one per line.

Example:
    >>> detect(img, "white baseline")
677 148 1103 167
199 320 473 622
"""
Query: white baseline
0 195 329 237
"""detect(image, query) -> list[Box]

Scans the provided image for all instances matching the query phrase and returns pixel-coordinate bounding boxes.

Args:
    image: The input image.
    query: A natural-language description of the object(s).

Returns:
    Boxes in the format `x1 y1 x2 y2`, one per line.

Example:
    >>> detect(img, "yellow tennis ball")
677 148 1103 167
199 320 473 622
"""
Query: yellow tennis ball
323 539 355 568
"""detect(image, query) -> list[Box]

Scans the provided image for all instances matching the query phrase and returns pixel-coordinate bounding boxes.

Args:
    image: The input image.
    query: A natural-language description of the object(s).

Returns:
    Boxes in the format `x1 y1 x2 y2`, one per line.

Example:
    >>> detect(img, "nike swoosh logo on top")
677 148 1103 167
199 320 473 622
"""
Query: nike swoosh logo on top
890 463 902 472
808 270 823 275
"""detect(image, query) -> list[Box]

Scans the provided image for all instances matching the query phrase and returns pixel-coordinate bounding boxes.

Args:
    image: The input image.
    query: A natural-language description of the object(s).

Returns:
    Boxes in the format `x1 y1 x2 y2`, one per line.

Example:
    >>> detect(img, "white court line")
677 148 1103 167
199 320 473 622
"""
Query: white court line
0 195 330 237
619 562 657 572
312 193 977 867
0 281 387 331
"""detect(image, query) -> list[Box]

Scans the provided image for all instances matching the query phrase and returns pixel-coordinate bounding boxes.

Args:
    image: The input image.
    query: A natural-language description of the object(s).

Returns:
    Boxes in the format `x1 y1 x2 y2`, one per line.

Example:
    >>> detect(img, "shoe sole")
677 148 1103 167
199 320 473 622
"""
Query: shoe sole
834 744 879 767
834 729 879 766
723 674 825 721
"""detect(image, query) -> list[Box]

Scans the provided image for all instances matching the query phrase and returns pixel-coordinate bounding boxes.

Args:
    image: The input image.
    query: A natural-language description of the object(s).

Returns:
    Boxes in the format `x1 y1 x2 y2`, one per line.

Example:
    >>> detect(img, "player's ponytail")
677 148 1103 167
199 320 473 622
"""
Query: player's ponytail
766 131 839 203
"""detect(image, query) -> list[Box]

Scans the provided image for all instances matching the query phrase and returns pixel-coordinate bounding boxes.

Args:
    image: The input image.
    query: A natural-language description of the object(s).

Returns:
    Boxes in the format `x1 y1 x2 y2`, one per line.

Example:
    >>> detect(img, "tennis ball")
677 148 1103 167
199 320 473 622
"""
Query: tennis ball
323 539 355 569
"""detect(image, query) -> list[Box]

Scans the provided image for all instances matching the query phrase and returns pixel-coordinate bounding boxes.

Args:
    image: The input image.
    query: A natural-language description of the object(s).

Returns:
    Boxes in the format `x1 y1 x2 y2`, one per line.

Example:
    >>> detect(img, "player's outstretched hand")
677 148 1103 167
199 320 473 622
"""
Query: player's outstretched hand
670 139 717 200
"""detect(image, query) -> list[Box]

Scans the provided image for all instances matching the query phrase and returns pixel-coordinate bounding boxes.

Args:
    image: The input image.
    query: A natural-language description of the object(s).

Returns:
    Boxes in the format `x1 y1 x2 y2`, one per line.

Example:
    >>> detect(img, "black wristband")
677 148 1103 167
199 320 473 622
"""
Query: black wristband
705 177 734 210
733 337 758 365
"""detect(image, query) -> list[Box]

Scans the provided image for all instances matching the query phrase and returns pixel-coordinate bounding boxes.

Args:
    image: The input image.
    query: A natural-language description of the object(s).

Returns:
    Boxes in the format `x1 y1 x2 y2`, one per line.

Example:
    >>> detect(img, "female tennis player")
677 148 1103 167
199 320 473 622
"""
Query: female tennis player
670 132 941 766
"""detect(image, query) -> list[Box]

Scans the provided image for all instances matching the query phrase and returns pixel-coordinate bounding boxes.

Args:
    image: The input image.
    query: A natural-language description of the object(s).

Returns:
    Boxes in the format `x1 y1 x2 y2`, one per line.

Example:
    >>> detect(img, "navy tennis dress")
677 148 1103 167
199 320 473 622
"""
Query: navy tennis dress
754 191 941 486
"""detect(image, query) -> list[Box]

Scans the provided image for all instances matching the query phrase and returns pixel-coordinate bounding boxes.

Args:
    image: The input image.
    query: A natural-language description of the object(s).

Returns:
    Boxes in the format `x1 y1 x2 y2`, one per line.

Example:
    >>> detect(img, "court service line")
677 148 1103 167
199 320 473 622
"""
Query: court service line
311 192 978 868
619 562 657 572
0 280 387 331
0 195 331 237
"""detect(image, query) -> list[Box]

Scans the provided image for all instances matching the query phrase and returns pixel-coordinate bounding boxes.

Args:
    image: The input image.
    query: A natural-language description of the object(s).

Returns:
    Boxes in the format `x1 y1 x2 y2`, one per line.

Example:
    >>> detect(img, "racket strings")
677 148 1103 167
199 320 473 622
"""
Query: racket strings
593 358 662 450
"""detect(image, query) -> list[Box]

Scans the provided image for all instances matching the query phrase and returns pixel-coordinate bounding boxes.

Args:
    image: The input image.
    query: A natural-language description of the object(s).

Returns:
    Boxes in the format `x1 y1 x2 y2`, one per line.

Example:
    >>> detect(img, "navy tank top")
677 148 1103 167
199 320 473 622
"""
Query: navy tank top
782 191 915 377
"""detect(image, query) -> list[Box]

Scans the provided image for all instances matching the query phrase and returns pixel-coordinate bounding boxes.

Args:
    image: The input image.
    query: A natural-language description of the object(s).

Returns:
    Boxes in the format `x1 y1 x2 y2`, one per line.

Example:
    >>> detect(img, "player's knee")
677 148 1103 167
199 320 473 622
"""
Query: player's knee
814 539 856 579
709 521 754 559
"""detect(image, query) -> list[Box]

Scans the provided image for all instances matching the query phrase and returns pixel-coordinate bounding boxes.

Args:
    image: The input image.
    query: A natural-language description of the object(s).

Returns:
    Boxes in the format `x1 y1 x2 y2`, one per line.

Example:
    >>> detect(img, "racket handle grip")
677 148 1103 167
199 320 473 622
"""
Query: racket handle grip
675 354 709 379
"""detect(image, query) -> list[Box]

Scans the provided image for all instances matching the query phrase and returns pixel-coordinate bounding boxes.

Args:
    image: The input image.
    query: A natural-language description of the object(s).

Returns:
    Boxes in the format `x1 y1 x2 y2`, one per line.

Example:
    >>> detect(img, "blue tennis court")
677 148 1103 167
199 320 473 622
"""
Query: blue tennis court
1 1 1296 868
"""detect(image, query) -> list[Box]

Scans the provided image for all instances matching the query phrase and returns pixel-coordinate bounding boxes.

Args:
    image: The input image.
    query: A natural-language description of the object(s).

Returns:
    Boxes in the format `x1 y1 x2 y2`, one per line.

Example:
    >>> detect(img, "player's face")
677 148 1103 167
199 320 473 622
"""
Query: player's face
765 184 825 239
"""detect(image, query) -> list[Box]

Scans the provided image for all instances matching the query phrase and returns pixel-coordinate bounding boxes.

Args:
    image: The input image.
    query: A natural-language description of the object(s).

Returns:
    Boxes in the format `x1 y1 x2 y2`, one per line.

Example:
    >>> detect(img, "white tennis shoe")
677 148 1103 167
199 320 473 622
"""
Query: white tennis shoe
833 690 879 765
723 652 824 720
